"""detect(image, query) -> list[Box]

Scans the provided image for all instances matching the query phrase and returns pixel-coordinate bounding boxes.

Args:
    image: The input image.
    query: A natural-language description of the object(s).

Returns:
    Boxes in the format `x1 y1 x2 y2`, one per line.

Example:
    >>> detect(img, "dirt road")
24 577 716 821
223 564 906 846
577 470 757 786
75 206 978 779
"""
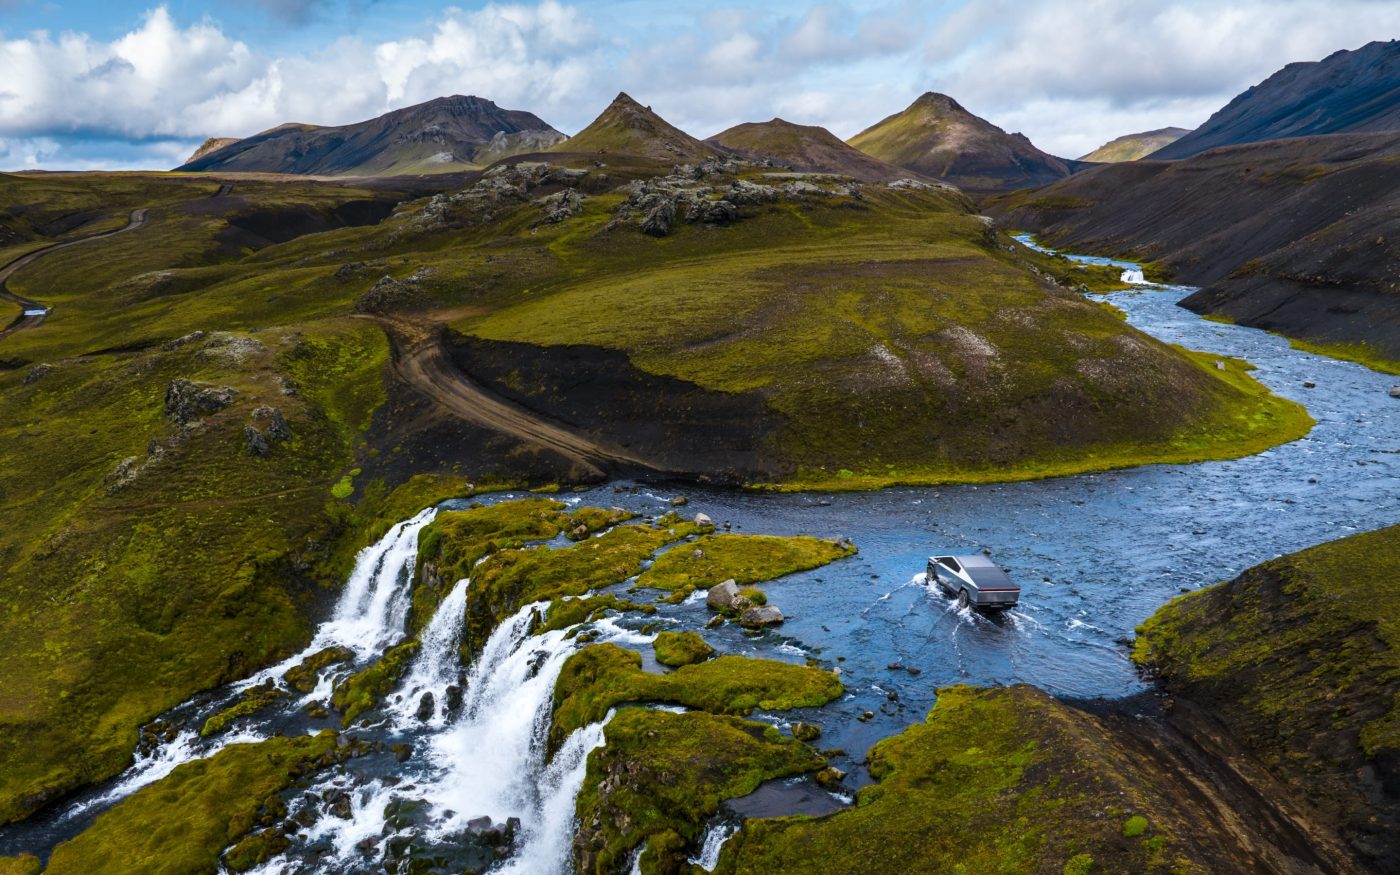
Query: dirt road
381 319 669 479
0 208 149 342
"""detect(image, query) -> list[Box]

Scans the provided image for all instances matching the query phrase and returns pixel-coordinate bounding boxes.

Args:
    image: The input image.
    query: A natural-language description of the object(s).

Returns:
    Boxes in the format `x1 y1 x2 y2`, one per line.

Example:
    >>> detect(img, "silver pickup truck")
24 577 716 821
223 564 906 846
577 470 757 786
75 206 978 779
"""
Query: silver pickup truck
927 554 1020 611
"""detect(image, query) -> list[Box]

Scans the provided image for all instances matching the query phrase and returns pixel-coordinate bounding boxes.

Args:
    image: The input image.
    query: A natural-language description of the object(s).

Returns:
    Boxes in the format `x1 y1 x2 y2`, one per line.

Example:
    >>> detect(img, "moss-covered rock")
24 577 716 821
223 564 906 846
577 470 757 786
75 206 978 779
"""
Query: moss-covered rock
410 498 570 633
1134 524 1400 868
463 520 700 661
552 644 843 745
536 594 657 636
637 534 856 597
715 685 1208 875
282 645 355 693
223 827 290 872
199 680 287 738
331 639 420 724
573 708 823 873
653 631 715 667
0 855 40 875
43 732 340 875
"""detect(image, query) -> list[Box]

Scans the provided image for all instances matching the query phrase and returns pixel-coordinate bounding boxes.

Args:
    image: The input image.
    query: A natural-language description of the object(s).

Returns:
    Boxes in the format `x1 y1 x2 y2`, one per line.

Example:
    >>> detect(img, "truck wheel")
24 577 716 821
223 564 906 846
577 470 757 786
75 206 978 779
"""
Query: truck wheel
957 589 970 610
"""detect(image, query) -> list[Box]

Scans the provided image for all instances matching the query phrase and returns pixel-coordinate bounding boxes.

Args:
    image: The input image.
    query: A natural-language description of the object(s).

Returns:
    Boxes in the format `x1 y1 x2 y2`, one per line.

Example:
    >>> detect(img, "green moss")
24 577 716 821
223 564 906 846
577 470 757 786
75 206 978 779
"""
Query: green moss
282 645 355 693
223 827 290 872
573 708 823 873
200 680 287 738
1063 853 1096 875
653 631 715 667
1134 524 1400 849
552 644 843 743
716 686 1202 875
43 732 339 875
330 472 356 499
565 505 638 539
739 587 767 606
536 594 656 636
463 520 700 660
0 855 40 875
1122 815 1150 838
1281 335 1400 376
637 534 856 595
331 639 420 725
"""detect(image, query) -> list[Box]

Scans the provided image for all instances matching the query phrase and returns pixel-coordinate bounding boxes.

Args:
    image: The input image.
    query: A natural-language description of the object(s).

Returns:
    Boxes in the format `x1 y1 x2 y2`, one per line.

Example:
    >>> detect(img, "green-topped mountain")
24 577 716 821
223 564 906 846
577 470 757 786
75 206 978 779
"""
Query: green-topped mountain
551 92 720 162
847 92 1077 191
1079 127 1190 162
705 118 918 182
175 95 565 176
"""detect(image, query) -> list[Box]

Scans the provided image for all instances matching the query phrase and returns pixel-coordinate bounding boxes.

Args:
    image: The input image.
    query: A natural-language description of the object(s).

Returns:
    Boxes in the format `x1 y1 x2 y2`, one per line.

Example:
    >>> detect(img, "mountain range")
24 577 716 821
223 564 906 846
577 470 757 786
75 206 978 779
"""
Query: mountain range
177 95 565 176
1150 39 1400 159
1078 127 1190 162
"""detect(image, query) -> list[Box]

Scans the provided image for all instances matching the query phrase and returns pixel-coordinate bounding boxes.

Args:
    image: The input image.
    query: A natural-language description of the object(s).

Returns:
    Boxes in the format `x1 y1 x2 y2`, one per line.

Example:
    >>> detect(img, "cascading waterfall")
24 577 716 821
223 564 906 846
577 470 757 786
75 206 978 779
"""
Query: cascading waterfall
57 508 440 823
390 576 468 727
1119 267 1147 284
273 600 642 874
690 821 740 871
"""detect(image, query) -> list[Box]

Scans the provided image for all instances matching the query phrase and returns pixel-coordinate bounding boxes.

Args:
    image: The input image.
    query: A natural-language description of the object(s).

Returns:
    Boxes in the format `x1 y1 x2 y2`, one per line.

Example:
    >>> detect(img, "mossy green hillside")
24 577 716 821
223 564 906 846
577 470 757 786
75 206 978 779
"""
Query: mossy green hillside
1134 524 1400 863
653 631 715 667
0 856 40 875
716 685 1205 875
573 708 823 874
552 643 843 744
43 732 340 875
637 534 856 595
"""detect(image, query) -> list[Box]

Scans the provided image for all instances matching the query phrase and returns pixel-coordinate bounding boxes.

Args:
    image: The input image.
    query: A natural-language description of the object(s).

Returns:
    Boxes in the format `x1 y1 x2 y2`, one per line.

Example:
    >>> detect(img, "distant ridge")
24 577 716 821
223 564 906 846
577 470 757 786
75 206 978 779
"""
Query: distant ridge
706 118 917 182
1079 127 1190 163
847 92 1076 191
1151 40 1400 159
176 95 565 176
551 93 720 162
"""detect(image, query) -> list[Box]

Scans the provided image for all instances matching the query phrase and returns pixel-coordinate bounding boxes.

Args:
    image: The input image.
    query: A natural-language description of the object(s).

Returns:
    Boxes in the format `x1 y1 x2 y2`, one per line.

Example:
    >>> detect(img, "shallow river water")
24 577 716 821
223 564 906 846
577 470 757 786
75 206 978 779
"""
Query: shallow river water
4 243 1398 871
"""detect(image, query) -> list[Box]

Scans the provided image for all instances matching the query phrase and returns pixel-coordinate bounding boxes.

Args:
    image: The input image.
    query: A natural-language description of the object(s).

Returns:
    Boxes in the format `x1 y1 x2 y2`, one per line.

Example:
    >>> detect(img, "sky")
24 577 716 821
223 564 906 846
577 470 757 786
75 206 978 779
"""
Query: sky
0 0 1396 170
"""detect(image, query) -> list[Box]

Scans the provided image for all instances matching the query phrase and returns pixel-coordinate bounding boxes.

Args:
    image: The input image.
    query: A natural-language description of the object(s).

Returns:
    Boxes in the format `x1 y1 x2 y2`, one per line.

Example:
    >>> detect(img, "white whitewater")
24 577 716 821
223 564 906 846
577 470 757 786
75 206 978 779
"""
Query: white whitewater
1120 267 1148 284
690 820 739 871
301 600 640 874
60 508 439 822
390 575 469 727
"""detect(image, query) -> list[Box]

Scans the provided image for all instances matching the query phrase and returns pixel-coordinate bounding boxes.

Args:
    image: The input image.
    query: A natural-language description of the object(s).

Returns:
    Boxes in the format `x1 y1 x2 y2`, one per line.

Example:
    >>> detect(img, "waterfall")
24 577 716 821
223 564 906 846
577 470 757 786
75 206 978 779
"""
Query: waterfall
390 576 469 727
690 820 739 871
1120 267 1147 284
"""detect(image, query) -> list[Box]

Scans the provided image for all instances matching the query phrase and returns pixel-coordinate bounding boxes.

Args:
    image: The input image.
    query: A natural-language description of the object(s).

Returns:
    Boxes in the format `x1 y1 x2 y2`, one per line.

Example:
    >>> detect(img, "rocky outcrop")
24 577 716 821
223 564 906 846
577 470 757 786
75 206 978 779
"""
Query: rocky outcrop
354 275 424 314
164 378 237 426
739 605 784 627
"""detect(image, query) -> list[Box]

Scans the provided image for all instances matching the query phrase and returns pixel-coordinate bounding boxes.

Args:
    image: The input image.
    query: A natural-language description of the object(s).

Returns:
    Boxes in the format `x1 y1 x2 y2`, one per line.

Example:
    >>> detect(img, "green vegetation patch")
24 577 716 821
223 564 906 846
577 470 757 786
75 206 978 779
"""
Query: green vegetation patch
43 732 339 875
552 643 843 744
636 534 856 595
1134 524 1400 852
1282 335 1400 376
574 708 823 874
716 685 1199 875
653 630 716 667
536 594 657 636
0 856 40 875
200 680 287 738
331 639 420 725
283 645 355 694
464 519 701 660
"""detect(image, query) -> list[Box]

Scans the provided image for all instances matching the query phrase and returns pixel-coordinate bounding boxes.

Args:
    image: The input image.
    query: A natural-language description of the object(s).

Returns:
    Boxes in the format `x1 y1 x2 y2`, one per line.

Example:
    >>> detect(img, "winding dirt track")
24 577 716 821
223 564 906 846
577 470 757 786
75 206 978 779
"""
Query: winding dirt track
0 208 150 342
376 317 667 479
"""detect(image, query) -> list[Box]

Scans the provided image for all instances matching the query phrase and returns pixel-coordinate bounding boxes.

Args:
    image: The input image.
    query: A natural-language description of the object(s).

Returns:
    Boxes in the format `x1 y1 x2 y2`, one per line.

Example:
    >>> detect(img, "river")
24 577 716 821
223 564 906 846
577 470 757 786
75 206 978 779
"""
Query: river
3 240 1398 871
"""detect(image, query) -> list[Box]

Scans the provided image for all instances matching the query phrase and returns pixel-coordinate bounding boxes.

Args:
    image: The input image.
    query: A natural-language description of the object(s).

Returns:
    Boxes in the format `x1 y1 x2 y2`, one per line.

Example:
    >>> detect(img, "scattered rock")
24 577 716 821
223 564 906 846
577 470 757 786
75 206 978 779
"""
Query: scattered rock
415 692 435 722
252 406 292 442
22 363 53 384
858 711 874 722
815 766 846 787
706 579 741 611
692 548 706 560
572 524 589 539
164 378 237 425
199 333 266 364
160 330 206 351
445 684 464 714
791 722 822 742
105 456 143 493
1390 386 1400 398
1303 381 1316 388
355 274 423 314
705 614 724 629
670 495 689 506
694 512 713 527
1214 360 1226 370
739 605 784 627
537 188 584 224
641 198 677 237
244 425 270 457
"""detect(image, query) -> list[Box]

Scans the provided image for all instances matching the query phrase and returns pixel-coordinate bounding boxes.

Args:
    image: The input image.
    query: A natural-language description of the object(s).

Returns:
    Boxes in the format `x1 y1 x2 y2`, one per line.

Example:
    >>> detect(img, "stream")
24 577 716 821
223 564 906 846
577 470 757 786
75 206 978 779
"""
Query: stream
3 240 1398 872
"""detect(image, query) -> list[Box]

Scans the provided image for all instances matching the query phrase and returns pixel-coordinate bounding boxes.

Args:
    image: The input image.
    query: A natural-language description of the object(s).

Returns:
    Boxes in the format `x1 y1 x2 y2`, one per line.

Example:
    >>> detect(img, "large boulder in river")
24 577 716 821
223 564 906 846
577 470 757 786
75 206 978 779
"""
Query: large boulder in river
739 605 784 627
706 579 741 611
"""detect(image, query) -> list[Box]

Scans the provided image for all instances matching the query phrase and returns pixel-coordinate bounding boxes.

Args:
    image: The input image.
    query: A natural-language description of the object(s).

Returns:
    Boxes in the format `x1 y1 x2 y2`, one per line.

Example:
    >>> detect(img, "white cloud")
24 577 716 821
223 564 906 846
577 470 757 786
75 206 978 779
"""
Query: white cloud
0 0 1395 169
